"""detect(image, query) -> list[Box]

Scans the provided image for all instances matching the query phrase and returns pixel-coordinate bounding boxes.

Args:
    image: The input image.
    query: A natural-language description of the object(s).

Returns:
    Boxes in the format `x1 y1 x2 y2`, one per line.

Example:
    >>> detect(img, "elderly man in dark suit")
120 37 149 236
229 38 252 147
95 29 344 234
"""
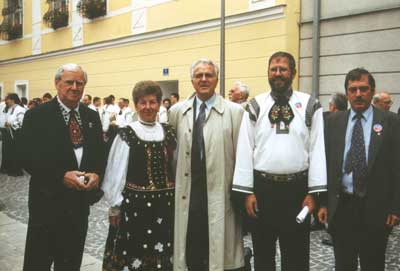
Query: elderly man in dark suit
20 63 105 271
318 68 400 271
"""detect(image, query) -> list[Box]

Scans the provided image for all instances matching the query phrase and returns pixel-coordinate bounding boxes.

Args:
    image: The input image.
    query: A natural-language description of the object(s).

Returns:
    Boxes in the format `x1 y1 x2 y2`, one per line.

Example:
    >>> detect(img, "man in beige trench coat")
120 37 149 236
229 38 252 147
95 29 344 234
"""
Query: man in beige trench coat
169 59 245 271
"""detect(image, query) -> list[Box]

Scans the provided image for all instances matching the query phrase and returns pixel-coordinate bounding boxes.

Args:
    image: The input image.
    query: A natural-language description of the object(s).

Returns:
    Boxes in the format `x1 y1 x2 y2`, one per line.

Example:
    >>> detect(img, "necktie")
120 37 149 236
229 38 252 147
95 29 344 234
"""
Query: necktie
194 102 207 161
344 113 367 196
119 110 122 115
69 110 84 149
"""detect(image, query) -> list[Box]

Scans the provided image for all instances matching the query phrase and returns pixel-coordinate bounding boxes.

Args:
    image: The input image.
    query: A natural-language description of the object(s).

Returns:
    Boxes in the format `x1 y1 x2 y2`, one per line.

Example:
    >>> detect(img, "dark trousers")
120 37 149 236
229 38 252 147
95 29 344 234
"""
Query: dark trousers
186 211 209 271
330 194 390 271
0 129 9 173
23 216 88 271
252 172 310 271
186 168 209 271
8 129 23 176
0 128 22 176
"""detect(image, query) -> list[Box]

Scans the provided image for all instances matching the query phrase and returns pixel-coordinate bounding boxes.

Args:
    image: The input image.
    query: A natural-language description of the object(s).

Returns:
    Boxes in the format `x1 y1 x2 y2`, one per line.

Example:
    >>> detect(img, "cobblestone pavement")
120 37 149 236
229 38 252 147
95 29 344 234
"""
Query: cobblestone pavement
1 173 400 270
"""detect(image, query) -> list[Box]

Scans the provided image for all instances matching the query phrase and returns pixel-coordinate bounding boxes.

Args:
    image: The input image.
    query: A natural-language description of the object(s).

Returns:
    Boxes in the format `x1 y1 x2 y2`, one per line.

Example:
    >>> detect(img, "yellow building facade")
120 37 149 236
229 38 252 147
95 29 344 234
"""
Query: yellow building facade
0 0 300 101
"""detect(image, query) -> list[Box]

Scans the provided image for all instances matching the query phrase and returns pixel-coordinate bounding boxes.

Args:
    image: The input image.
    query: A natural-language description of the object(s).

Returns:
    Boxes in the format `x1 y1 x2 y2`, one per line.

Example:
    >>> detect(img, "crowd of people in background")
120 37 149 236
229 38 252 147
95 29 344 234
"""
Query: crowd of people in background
1 52 399 271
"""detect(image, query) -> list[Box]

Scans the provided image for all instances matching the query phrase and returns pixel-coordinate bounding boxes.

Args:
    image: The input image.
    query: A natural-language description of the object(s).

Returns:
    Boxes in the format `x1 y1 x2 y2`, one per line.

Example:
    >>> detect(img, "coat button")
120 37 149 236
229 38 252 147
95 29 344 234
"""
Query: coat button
336 194 340 198
188 128 191 133
184 173 189 177
182 196 186 199
186 152 190 155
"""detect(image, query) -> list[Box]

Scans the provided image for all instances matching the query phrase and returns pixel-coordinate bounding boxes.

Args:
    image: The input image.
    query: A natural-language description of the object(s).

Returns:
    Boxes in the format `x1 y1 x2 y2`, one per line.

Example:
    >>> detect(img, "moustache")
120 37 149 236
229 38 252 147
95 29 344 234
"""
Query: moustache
354 97 365 103
272 76 285 81
140 108 156 113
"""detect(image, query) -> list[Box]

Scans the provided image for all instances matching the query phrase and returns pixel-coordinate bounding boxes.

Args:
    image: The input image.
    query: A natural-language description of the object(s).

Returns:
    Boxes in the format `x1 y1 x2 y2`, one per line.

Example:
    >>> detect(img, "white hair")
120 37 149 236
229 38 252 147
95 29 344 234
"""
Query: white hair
190 58 219 79
234 80 250 100
372 91 391 104
55 63 88 83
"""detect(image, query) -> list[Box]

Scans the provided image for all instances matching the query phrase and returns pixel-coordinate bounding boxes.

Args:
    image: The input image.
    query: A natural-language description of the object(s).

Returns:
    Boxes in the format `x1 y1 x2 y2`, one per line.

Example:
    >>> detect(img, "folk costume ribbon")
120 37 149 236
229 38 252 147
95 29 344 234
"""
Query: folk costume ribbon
268 88 295 127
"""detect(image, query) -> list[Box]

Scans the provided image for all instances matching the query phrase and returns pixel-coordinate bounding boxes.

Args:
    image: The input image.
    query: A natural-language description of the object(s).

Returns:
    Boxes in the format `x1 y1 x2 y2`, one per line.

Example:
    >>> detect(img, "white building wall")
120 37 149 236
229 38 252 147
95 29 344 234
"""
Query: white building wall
299 1 400 112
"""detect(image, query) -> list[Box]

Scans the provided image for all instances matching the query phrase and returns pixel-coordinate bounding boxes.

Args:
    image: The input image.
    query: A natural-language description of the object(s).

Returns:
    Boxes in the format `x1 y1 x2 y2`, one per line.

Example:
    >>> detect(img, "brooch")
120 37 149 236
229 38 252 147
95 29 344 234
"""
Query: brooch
373 123 382 135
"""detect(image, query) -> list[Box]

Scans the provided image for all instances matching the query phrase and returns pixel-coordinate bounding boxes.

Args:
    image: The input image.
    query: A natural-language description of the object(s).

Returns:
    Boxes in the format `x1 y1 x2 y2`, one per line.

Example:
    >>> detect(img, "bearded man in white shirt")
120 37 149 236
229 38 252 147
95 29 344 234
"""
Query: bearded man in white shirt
232 51 327 271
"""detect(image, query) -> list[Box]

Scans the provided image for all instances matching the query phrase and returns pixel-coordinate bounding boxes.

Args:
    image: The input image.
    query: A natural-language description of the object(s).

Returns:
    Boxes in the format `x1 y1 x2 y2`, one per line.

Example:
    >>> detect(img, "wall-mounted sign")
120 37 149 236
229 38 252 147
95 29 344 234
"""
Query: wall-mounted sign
163 68 169 76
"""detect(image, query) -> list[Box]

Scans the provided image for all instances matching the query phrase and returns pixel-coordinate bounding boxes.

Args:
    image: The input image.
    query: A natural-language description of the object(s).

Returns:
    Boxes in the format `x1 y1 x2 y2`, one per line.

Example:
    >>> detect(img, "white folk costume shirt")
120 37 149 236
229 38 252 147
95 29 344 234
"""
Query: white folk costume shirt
6 104 26 131
232 91 327 194
0 102 8 128
115 107 134 127
102 104 119 132
88 104 96 111
57 97 83 168
158 105 168 123
102 121 165 207
88 104 103 122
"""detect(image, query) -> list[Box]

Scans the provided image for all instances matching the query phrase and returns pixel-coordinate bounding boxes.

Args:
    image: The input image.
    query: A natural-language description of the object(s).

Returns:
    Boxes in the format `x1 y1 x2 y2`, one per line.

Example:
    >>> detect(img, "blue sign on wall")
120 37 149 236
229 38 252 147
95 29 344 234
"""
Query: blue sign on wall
163 68 169 76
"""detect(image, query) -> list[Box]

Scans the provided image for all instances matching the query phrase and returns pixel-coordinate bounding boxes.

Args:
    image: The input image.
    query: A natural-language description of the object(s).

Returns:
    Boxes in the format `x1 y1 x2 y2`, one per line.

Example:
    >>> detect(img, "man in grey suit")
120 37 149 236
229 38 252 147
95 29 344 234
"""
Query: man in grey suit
318 68 400 271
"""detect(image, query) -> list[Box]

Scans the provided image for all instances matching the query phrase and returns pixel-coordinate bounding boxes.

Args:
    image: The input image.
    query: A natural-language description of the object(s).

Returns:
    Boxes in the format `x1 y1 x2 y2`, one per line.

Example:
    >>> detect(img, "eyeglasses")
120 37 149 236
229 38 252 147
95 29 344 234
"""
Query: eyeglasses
193 73 216 80
63 80 85 87
347 86 370 93
269 67 289 73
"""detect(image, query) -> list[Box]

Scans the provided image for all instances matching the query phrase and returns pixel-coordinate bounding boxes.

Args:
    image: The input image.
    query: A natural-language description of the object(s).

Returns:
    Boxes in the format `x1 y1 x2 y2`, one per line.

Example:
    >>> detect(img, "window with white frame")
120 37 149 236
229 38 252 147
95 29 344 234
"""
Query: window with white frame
14 80 29 99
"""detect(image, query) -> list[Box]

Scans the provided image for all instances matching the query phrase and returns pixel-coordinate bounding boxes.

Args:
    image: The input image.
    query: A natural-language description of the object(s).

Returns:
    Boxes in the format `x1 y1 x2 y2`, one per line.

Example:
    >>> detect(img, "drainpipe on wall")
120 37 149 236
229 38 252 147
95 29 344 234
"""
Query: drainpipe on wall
220 0 226 98
312 0 321 99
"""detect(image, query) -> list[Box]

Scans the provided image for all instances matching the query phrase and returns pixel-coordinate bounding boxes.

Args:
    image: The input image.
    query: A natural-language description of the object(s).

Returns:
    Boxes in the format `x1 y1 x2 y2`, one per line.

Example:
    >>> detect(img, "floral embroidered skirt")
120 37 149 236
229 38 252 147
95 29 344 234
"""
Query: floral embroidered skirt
103 187 174 271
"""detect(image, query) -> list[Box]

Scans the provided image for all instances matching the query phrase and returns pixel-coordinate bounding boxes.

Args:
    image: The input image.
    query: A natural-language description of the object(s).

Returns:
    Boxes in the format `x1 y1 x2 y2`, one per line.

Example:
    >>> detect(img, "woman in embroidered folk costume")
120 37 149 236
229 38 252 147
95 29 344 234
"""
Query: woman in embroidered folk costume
102 81 176 271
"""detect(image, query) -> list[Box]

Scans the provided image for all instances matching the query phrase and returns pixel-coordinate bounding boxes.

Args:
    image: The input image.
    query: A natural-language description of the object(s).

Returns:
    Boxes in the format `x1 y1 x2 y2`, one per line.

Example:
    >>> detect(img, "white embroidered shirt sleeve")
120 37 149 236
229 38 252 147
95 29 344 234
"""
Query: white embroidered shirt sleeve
102 135 130 207
232 111 256 193
307 106 327 192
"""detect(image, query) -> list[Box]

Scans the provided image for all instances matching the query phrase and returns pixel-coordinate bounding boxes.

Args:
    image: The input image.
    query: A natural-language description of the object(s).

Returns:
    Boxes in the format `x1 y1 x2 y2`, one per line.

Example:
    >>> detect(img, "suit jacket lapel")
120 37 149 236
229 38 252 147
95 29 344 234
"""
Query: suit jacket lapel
335 110 350 177
367 107 384 174
182 95 195 137
50 98 71 144
50 98 79 169
79 105 90 171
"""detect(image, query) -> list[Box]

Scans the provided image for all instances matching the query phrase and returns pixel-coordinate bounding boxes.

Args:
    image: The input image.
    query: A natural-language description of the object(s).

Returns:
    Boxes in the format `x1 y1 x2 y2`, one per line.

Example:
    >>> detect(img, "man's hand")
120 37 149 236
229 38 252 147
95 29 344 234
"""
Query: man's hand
302 194 316 214
63 171 87 190
245 194 258 219
84 173 100 191
318 207 328 224
386 214 400 227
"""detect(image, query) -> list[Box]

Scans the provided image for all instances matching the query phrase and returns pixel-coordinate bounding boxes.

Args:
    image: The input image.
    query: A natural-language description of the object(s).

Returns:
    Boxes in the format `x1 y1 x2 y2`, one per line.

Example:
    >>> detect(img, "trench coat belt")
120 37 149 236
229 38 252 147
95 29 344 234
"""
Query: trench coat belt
254 169 308 183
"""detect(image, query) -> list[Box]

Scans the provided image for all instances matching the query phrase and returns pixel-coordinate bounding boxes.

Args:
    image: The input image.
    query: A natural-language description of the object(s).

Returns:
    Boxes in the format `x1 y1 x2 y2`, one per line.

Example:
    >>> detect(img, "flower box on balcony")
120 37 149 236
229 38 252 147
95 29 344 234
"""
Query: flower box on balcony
77 0 106 20
43 9 69 30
